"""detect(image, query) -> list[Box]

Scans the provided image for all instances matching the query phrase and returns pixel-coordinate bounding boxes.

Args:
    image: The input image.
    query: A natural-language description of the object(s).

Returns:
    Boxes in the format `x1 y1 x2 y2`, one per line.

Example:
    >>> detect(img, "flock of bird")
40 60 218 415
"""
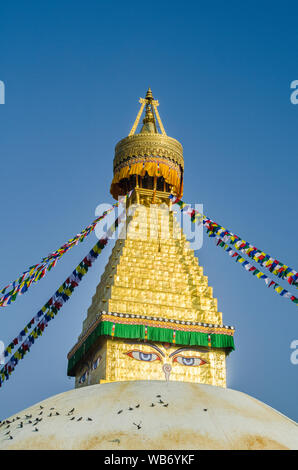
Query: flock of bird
0 404 94 441
0 392 184 441
116 394 170 431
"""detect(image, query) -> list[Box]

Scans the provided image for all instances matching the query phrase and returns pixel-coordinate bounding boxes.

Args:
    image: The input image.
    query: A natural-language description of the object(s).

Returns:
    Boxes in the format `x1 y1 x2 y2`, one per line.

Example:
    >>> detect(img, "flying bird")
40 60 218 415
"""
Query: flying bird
117 410 123 414
133 422 142 430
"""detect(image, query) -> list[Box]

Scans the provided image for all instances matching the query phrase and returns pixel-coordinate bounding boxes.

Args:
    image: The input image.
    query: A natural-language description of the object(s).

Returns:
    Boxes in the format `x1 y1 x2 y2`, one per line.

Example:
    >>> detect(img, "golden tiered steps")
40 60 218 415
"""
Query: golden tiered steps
69 193 229 388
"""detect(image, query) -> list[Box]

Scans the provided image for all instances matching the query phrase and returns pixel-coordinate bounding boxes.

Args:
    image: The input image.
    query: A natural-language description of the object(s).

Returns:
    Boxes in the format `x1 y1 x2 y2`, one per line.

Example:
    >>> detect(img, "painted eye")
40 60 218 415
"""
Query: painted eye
126 350 161 362
79 371 88 383
173 356 206 367
92 357 101 370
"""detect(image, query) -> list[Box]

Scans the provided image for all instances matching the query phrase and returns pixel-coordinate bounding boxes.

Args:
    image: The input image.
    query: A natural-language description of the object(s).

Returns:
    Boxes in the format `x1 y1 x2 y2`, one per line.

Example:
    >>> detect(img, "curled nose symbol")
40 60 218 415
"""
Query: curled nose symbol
162 363 172 381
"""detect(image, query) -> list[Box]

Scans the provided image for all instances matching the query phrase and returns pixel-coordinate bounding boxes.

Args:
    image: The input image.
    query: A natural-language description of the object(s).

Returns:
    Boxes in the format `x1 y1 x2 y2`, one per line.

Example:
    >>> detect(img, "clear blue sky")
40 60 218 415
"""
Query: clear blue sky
0 0 298 422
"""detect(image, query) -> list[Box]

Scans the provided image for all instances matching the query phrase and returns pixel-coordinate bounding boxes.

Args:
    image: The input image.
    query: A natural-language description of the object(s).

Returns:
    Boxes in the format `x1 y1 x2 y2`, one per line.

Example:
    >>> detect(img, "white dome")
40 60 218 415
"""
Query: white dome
0 381 297 450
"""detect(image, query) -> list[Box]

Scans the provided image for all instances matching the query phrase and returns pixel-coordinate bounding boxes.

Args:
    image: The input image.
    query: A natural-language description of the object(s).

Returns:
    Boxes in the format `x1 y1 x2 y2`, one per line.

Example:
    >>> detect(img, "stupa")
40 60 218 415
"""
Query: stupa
1 89 297 450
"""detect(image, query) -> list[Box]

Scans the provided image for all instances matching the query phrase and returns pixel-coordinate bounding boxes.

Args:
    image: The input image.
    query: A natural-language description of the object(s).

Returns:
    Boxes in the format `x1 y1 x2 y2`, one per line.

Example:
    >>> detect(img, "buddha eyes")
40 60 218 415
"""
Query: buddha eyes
79 371 88 383
126 351 161 362
92 357 101 370
78 355 102 384
173 356 206 367
126 350 206 367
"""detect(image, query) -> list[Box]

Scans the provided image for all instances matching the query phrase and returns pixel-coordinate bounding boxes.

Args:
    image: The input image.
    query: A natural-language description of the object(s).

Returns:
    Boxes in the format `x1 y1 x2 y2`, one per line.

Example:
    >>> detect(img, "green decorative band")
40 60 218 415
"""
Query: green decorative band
67 320 235 376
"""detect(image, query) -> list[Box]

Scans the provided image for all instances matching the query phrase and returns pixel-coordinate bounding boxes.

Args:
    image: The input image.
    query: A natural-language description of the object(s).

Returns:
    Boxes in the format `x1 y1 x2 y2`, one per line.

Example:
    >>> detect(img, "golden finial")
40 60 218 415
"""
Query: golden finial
145 87 153 100
143 89 155 127
128 88 166 136
142 103 155 125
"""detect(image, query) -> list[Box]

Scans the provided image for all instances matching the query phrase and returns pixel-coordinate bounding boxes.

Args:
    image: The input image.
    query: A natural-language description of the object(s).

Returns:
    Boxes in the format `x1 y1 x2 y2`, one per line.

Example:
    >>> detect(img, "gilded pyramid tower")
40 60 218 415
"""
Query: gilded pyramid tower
67 89 235 388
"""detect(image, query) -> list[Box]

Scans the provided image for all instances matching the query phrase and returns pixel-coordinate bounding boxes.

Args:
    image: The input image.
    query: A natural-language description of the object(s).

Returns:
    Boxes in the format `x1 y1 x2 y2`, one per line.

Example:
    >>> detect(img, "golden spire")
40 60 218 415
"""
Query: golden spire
128 88 166 136
140 89 157 134
110 89 184 200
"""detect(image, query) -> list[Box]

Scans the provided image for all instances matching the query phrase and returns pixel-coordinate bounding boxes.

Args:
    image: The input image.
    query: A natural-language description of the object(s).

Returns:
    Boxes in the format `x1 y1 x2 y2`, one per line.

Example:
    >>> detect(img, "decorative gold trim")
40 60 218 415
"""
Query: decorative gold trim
114 134 184 171
100 314 234 335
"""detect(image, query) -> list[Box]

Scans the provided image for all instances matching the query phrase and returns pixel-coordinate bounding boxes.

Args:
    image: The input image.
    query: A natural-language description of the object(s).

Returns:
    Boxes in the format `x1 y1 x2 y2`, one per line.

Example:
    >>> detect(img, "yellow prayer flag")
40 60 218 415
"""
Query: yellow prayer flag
256 272 265 279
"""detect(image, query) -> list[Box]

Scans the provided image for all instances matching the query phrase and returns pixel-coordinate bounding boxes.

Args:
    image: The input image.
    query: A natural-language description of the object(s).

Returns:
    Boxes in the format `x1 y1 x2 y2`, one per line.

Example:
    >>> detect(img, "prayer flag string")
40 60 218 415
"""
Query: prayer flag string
0 195 129 308
170 195 298 307
0 210 126 387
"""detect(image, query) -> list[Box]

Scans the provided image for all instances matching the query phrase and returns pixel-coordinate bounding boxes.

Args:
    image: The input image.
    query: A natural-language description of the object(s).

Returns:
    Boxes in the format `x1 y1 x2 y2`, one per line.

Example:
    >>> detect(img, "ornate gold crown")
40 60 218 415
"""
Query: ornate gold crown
110 89 184 199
